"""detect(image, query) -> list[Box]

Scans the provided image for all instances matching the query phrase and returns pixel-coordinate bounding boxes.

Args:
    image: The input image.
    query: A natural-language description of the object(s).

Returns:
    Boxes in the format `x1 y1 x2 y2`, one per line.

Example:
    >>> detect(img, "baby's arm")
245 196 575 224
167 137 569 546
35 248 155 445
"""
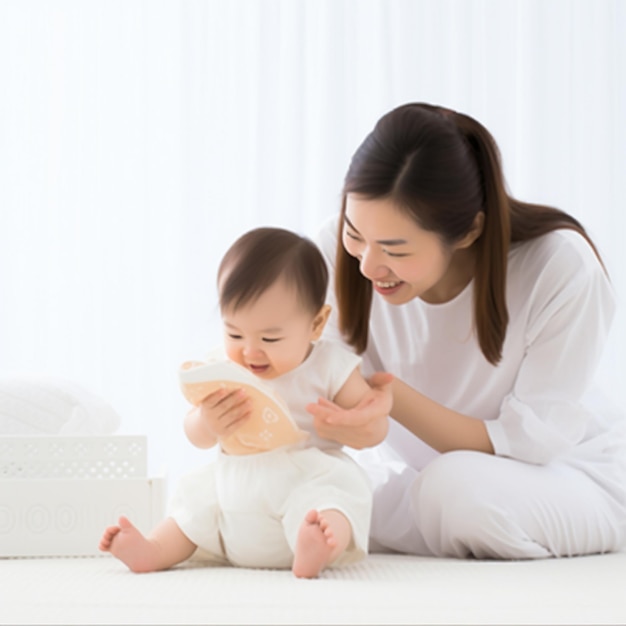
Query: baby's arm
307 368 393 449
183 388 251 449
332 367 379 411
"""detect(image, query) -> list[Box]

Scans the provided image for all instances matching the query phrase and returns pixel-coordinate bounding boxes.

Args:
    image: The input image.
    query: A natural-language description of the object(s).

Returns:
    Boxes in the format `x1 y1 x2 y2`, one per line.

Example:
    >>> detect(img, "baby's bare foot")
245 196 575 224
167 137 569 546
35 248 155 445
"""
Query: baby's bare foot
292 510 339 578
98 516 160 573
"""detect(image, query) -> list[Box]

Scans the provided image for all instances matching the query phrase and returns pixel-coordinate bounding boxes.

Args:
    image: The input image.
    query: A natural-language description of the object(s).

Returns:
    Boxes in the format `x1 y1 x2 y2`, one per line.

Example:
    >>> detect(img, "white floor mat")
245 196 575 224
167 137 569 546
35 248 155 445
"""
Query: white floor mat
1 552 624 625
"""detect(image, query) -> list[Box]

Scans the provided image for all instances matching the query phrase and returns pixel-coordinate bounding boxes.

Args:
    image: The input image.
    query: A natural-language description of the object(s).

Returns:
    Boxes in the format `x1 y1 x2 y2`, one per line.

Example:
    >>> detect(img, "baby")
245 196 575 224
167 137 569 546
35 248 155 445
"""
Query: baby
99 227 392 578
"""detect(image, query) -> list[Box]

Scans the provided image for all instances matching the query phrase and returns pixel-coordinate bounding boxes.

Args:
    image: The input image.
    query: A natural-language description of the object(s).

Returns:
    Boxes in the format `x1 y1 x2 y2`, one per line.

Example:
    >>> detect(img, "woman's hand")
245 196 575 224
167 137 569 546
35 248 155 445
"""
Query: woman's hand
306 372 393 449
184 388 251 448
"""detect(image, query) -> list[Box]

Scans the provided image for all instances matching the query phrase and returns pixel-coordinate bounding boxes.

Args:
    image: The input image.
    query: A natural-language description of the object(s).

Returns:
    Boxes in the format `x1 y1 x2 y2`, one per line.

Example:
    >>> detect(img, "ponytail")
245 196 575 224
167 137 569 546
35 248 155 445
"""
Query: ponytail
454 113 510 364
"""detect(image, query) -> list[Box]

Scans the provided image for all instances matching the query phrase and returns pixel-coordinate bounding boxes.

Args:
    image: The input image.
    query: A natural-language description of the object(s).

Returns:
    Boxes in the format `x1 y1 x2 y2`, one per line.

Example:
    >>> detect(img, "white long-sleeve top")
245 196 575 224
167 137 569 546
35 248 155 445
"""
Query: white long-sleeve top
317 216 626 479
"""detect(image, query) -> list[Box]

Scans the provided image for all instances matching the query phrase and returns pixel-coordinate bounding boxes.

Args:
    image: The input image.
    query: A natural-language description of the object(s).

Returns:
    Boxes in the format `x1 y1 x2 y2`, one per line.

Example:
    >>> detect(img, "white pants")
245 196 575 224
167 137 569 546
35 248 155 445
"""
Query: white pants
169 446 372 569
365 450 626 559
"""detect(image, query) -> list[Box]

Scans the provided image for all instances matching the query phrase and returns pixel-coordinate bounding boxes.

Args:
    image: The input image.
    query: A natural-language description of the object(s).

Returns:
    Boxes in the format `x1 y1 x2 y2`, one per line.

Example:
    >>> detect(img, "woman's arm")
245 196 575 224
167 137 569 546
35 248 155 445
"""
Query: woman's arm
308 372 493 453
390 377 494 454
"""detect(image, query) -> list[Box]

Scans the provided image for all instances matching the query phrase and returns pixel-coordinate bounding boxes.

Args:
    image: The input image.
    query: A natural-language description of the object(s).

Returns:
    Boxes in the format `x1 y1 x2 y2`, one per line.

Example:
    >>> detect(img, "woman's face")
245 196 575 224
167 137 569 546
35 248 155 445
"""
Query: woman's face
342 194 474 305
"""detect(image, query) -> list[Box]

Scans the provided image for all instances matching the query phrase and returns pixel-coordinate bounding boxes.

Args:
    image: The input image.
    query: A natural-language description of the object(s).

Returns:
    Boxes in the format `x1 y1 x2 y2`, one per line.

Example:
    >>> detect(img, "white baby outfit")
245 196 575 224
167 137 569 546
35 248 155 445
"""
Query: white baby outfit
169 339 372 569
317 216 626 559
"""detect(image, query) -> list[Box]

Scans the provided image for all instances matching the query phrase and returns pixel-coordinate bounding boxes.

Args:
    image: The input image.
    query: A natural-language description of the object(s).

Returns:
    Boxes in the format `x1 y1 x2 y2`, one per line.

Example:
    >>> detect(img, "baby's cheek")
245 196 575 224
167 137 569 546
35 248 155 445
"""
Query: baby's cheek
224 347 243 366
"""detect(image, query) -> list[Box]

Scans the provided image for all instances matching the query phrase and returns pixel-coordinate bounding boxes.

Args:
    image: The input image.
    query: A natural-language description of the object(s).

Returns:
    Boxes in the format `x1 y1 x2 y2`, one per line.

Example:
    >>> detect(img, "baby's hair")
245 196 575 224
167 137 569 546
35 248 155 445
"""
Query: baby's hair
218 227 328 315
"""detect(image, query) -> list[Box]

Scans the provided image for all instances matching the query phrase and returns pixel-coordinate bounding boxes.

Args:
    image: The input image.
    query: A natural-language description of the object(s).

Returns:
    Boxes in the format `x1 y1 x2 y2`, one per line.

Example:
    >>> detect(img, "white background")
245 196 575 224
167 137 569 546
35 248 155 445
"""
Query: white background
1 0 624 487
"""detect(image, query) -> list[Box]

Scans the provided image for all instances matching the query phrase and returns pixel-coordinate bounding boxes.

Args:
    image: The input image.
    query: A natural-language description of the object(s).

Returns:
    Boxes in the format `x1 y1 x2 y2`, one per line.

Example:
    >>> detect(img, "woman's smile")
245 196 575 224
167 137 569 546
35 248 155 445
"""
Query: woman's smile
373 279 404 296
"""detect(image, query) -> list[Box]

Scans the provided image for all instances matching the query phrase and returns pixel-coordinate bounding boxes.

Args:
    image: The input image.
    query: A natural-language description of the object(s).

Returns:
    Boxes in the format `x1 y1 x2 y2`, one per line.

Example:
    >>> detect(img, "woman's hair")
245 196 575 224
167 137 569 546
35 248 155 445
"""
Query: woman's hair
336 102 602 365
218 227 328 315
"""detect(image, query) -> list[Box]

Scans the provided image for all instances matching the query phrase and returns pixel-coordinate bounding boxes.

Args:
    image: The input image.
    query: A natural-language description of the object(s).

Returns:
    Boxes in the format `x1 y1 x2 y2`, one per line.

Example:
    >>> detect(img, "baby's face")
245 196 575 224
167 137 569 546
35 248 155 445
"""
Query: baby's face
221 279 318 379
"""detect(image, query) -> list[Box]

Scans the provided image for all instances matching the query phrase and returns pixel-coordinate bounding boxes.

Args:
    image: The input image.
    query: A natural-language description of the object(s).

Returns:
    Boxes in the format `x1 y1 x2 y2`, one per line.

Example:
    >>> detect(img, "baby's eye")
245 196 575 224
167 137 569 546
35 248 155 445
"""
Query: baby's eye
227 333 243 340
262 337 283 343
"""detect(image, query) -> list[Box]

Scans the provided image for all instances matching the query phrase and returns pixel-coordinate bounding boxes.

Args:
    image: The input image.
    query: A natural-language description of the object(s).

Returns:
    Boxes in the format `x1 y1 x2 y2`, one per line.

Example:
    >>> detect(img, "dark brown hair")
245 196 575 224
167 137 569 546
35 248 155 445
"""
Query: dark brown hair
337 102 602 365
218 227 328 315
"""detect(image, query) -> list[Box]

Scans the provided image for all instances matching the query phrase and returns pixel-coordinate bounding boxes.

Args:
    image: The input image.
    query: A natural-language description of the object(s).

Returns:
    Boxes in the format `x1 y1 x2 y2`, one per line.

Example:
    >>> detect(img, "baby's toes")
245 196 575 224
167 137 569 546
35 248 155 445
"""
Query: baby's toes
99 536 111 550
305 510 319 525
322 526 336 545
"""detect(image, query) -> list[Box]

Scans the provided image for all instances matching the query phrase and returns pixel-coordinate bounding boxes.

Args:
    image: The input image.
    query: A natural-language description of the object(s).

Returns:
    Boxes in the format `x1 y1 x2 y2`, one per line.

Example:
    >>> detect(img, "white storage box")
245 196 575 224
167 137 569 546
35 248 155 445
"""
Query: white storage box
0 435 166 557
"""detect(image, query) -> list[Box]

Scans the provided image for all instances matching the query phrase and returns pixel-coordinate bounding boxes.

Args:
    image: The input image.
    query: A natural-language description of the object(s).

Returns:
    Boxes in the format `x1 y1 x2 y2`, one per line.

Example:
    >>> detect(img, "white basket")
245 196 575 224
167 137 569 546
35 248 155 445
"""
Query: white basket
0 435 166 558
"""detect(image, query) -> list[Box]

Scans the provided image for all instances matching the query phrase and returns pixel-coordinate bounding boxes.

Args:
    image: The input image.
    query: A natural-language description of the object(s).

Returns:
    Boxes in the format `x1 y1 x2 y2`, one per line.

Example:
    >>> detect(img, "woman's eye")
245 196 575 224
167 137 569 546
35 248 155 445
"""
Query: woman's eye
383 250 410 258
344 229 361 242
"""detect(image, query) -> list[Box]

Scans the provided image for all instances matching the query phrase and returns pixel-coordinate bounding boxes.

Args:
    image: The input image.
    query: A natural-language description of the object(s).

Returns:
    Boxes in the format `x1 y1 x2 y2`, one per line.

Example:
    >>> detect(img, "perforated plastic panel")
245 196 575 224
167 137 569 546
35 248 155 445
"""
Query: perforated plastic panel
0 435 147 480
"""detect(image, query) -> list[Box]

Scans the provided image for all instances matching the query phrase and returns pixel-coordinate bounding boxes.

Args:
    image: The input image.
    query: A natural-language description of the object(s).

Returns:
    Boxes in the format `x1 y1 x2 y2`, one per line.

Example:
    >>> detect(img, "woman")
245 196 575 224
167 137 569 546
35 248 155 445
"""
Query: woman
310 102 626 559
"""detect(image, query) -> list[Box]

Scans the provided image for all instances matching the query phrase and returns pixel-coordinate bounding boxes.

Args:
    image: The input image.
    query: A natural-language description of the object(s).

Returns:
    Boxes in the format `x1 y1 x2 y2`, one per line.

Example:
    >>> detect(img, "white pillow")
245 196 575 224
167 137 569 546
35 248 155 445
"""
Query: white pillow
0 376 121 435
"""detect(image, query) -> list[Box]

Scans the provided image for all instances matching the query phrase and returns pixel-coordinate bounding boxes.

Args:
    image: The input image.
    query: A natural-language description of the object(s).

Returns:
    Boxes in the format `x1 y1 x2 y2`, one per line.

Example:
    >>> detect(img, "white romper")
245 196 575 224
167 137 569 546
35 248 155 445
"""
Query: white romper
317 215 626 558
169 339 372 568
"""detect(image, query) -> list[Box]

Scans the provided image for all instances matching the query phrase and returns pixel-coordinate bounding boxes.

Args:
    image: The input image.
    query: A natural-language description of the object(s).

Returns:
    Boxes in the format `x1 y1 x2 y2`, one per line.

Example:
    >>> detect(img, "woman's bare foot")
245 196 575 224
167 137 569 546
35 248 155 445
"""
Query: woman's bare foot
292 509 351 578
99 516 163 573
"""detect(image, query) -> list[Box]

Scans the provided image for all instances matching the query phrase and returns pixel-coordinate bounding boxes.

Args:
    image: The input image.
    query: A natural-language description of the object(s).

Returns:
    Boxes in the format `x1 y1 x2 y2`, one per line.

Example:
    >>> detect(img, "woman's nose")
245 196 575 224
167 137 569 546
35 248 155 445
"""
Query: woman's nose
359 248 385 280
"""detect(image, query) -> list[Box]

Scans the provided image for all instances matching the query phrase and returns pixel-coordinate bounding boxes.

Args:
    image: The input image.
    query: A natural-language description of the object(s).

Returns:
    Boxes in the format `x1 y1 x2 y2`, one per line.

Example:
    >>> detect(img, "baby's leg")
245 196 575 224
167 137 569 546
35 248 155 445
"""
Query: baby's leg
99 515 197 573
292 509 352 578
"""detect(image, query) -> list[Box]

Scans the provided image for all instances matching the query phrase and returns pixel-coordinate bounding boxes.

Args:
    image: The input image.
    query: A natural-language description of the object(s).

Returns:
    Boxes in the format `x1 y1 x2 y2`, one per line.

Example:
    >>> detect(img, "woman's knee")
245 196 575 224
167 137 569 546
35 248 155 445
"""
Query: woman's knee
409 451 550 558
411 450 490 511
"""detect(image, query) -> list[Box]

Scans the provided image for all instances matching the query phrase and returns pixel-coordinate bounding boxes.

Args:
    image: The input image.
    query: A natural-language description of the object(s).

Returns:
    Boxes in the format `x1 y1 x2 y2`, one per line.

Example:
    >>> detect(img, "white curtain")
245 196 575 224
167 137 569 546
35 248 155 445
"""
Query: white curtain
1 0 624 484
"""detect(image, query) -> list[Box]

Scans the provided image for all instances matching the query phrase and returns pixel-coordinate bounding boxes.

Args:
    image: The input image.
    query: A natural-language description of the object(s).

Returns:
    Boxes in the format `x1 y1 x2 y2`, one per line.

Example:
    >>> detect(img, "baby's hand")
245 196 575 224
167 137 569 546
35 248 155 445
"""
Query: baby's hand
198 387 252 439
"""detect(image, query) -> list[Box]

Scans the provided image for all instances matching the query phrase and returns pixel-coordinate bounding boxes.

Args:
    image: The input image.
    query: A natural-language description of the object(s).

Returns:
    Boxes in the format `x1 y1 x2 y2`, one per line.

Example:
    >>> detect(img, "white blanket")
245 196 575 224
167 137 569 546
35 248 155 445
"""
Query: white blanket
0 376 120 435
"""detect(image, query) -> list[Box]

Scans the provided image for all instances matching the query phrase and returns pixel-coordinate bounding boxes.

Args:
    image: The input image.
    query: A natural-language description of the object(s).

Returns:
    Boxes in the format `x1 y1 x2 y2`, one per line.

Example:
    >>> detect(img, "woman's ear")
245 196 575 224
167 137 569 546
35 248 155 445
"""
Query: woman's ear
455 211 485 250
311 304 332 340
